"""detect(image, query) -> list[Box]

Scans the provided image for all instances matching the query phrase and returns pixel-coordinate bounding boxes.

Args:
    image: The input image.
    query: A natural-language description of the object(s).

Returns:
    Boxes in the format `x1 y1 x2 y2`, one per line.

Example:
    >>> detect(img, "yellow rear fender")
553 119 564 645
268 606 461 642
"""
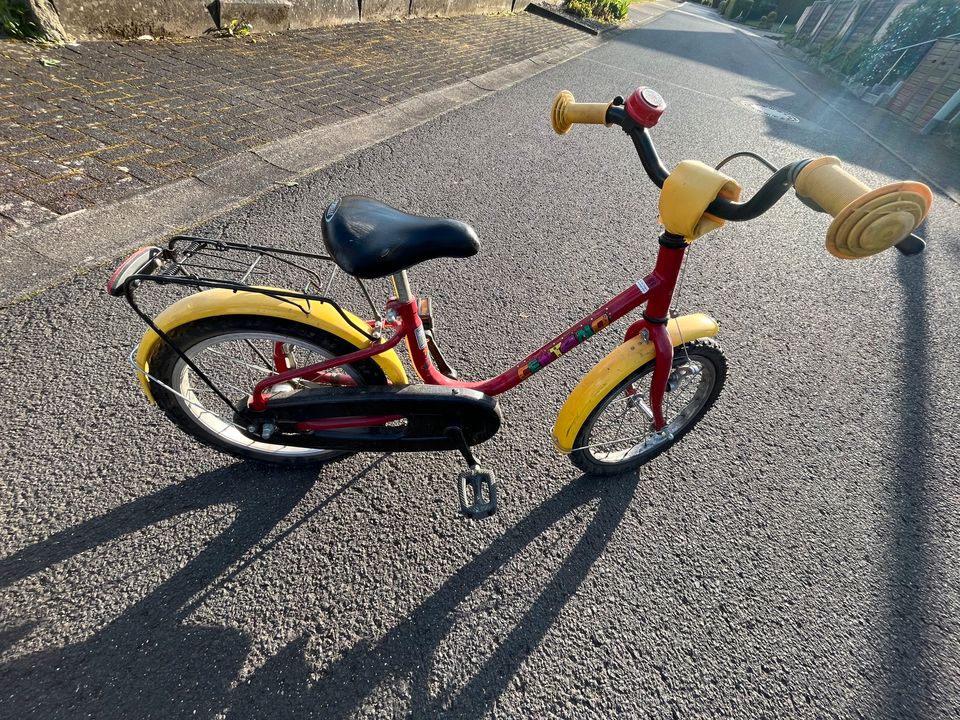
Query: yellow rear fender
551 313 719 453
133 289 407 404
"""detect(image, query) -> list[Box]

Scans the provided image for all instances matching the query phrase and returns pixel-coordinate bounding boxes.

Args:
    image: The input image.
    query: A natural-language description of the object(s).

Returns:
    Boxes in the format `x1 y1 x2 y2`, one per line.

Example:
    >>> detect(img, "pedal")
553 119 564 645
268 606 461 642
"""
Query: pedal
457 467 498 519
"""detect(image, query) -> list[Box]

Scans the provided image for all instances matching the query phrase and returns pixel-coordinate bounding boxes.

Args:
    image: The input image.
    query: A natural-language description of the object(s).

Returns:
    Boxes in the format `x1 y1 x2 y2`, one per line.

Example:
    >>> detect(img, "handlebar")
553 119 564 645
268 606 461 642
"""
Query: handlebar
606 105 807 223
550 90 932 257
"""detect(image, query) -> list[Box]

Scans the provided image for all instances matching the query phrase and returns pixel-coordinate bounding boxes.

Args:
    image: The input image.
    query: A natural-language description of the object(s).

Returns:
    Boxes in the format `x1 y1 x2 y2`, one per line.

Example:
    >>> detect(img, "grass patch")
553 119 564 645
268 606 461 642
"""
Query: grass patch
744 17 794 32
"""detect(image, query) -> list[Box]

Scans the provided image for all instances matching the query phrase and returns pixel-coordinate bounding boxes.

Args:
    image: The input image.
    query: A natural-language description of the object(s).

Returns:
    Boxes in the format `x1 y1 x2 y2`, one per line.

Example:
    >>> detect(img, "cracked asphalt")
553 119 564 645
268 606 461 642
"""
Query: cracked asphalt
1 5 958 718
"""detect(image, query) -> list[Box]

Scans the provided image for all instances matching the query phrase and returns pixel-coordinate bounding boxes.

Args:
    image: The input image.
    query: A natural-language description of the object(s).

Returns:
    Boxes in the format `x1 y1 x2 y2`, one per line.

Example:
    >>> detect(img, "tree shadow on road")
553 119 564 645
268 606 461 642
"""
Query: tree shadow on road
0 459 638 719
608 23 956 190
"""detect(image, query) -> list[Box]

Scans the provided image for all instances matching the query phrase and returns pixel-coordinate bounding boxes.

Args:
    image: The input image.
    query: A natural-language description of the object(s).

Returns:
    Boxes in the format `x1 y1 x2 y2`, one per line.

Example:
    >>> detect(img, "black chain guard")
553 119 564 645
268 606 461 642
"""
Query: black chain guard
240 384 501 452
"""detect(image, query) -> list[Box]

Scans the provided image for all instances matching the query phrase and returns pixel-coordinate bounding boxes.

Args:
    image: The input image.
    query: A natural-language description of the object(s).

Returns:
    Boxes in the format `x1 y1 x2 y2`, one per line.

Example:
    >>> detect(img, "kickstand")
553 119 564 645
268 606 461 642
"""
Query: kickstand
445 427 497 520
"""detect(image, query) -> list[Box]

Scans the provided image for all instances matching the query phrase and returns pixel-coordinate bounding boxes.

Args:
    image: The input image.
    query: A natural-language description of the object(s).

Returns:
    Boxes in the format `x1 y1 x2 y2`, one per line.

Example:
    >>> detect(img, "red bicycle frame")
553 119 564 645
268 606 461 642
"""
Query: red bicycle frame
251 239 687 431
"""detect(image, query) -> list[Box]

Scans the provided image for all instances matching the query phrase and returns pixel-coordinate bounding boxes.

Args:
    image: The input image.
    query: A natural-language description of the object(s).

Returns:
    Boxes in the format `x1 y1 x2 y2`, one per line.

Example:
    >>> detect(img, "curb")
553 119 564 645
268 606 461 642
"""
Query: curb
0 6 675 308
525 4 604 36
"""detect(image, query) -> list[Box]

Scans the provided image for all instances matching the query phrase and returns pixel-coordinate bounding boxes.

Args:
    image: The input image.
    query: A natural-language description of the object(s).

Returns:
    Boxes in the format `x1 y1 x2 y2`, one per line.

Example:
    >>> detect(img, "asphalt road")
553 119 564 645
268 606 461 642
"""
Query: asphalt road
2 6 958 719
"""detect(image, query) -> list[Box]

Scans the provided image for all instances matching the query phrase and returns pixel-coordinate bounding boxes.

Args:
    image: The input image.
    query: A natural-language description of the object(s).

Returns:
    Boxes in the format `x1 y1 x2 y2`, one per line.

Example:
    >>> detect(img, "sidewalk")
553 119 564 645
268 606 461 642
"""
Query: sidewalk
0 13 588 234
690 6 960 205
763 42 960 204
0 2 677 302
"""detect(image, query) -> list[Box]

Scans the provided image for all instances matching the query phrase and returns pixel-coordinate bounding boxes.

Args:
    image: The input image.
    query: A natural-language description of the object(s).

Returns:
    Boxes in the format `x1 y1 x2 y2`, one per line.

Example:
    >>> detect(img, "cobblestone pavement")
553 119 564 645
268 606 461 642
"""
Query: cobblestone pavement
0 13 585 235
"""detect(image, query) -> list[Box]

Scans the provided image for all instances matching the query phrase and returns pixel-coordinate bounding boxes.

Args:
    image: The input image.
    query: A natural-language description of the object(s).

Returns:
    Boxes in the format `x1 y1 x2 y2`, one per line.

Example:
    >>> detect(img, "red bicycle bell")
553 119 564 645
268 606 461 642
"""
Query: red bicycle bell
624 87 666 128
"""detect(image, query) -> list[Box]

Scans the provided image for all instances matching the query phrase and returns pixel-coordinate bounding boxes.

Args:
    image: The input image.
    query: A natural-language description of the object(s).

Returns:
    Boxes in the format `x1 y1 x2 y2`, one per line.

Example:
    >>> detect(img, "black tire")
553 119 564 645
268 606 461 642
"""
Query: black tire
570 338 727 477
149 315 388 467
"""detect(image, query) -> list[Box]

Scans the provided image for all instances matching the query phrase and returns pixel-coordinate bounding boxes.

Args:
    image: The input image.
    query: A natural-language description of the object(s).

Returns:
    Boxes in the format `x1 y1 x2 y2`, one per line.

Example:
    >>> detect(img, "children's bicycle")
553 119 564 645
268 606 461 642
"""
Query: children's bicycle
107 88 932 518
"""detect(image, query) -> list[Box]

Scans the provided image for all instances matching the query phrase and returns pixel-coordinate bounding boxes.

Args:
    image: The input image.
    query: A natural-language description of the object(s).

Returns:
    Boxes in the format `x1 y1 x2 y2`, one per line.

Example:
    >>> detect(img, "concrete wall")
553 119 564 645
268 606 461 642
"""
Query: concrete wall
409 0 510 18
56 0 218 38
53 0 518 38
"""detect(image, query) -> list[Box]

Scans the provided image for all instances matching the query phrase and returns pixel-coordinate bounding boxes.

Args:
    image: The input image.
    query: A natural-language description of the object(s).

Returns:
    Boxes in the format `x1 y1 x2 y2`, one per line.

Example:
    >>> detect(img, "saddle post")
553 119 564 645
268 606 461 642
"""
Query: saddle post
391 271 413 303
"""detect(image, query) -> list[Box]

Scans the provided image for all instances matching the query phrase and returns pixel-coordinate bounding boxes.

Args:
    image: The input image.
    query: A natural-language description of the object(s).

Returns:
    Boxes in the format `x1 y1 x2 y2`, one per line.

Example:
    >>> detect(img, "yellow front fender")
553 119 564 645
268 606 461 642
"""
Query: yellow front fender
551 313 719 453
134 289 408 404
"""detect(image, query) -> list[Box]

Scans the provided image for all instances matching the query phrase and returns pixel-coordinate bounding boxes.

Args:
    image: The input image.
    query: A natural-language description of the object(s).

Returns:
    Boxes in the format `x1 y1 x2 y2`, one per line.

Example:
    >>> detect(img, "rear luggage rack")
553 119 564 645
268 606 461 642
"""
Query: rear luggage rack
121 235 382 340
112 235 391 414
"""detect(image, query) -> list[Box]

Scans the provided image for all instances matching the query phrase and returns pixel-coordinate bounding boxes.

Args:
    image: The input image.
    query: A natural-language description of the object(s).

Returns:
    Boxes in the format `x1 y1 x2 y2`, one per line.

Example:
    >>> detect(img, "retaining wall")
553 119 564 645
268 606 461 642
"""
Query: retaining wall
52 0 526 39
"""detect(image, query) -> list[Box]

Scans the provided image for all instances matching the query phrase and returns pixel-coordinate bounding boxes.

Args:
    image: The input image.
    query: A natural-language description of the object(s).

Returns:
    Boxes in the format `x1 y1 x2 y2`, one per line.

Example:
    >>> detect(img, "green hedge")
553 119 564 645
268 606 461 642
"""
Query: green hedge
565 0 630 22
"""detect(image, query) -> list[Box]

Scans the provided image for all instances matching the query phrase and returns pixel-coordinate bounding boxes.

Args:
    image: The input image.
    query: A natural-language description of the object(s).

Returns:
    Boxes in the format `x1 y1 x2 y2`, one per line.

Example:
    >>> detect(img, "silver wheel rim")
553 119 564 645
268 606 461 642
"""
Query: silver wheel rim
172 331 362 459
582 355 716 465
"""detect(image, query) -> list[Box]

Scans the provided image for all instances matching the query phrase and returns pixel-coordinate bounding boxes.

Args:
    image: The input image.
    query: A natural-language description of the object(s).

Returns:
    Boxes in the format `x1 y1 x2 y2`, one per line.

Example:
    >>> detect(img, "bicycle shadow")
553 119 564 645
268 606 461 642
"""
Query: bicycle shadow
0 460 638 719
885 224 939 718
225 471 638 719
0 461 324 720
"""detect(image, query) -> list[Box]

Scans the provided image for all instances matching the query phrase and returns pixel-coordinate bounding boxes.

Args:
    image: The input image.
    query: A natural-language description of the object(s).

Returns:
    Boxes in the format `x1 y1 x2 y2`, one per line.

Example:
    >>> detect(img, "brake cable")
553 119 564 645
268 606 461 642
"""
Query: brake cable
714 151 778 173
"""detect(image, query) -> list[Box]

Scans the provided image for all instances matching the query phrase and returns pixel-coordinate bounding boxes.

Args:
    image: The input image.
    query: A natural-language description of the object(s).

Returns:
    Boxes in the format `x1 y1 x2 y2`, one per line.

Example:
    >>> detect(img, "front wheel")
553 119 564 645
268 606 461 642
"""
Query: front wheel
569 338 727 476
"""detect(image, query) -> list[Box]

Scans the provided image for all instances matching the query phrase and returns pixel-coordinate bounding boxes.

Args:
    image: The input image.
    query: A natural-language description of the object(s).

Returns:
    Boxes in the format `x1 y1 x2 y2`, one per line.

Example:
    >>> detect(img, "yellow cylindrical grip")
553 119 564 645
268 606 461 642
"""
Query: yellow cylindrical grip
794 156 870 215
551 90 612 135
794 156 932 259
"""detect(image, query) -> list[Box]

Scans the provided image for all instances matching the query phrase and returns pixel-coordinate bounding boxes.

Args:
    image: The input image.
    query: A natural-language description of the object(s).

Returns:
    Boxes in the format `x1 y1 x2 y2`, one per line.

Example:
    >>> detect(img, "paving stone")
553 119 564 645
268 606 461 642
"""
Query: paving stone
78 177 148 203
0 160 23 186
0 12 586 234
0 136 62 159
0 193 59 227
41 193 90 215
69 157 130 183
10 155 74 179
16 174 99 204
116 160 173 185
92 144 154 164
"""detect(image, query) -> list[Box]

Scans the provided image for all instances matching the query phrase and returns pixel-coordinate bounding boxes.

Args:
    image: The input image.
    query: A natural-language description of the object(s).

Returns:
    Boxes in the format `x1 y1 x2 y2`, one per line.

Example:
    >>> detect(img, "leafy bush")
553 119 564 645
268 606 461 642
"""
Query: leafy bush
214 18 253 38
565 0 630 22
821 39 871 75
718 0 728 12
0 0 44 40
758 10 777 29
851 0 960 85
751 0 775 17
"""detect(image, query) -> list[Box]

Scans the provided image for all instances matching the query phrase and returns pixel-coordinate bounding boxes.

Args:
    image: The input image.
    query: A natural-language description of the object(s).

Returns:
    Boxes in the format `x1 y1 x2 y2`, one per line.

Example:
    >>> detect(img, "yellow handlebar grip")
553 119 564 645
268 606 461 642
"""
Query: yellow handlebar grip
551 90 612 135
794 156 932 259
794 157 870 216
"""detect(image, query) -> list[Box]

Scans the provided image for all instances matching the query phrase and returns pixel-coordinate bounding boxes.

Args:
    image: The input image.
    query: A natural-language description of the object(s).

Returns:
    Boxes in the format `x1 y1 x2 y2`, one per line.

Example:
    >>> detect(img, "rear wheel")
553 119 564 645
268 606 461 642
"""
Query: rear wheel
149 315 387 466
570 339 726 476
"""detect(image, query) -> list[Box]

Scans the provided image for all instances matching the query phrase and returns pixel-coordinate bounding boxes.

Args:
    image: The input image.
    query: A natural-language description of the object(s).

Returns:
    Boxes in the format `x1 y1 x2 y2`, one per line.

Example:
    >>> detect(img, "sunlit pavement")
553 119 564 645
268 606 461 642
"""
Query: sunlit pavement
1 6 958 718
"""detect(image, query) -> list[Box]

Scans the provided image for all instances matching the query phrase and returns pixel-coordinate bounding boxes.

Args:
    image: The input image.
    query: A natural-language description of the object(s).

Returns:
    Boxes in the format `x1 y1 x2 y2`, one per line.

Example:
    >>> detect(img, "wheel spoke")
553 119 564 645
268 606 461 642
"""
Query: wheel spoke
201 346 277 375
168 329 366 460
243 339 276 371
578 349 720 467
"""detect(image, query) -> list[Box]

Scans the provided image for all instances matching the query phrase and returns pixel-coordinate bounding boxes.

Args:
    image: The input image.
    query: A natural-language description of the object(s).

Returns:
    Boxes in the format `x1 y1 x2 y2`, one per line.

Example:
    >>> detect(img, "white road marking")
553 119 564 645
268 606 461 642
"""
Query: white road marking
583 57 736 105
